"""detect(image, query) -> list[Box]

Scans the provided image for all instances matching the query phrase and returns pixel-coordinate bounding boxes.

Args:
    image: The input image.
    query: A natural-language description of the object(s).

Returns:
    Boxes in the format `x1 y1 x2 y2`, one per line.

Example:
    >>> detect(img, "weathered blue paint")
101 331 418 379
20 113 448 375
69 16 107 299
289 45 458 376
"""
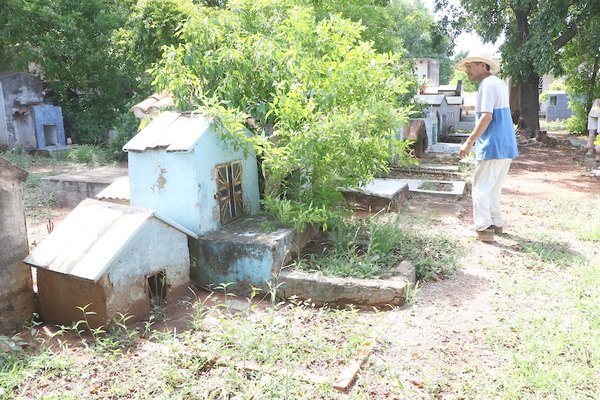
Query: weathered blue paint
128 115 260 236
32 105 66 149
189 214 317 293
197 240 276 290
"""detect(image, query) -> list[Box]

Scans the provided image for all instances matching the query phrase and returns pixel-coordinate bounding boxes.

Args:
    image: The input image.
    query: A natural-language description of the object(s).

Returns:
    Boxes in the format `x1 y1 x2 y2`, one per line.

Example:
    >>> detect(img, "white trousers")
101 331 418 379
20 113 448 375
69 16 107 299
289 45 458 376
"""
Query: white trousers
472 158 512 231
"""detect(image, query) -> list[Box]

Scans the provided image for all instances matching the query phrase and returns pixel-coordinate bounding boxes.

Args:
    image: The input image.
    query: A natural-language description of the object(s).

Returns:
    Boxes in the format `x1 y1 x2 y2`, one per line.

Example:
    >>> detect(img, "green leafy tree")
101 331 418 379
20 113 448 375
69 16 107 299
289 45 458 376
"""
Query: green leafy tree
315 0 455 84
153 0 416 229
0 0 135 144
114 0 198 94
437 0 600 136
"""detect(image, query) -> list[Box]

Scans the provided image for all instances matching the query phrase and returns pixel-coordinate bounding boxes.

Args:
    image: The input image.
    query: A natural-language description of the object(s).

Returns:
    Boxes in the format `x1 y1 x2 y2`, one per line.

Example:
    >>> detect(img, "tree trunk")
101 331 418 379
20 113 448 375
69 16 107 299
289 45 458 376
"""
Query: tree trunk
509 6 541 137
518 72 541 137
585 54 599 118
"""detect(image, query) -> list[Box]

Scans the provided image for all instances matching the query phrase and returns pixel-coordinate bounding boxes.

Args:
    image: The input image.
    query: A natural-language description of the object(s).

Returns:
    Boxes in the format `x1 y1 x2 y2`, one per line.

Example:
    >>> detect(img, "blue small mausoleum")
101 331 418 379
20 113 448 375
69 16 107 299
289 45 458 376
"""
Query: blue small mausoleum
123 111 261 236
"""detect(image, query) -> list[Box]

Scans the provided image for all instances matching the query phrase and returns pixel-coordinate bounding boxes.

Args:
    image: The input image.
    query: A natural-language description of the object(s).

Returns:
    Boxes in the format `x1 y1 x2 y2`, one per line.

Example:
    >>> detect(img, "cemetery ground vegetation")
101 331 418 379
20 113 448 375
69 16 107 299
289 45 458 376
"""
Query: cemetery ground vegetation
1 133 599 398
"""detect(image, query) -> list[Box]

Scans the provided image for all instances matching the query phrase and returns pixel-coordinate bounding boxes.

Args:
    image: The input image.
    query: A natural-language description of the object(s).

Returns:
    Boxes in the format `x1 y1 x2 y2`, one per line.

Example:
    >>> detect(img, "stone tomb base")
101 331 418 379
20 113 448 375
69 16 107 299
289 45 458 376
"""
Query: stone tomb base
0 262 34 333
191 214 320 295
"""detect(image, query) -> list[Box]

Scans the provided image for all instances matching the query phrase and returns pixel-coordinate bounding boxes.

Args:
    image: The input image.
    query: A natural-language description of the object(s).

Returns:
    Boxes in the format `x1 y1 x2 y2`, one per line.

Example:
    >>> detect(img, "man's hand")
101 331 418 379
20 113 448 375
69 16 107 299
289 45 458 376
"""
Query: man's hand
459 141 473 159
459 112 491 159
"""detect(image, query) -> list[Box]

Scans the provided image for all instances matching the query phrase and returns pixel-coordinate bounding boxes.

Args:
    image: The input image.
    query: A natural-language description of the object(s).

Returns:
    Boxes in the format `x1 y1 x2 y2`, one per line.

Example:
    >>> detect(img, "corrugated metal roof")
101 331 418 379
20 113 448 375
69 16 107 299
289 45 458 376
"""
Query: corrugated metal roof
24 199 197 282
123 111 212 153
95 176 130 201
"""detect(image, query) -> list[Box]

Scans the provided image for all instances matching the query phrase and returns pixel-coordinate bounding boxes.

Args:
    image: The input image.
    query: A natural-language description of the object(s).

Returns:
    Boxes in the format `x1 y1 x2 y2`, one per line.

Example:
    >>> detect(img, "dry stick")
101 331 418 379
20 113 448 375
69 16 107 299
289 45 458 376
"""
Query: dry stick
333 311 399 392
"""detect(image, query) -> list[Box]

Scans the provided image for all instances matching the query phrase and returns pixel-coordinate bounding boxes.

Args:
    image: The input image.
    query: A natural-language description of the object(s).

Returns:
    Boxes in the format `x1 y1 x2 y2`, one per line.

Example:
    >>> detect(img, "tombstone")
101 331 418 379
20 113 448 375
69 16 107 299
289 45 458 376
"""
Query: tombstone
403 119 428 158
0 157 34 333
0 72 66 150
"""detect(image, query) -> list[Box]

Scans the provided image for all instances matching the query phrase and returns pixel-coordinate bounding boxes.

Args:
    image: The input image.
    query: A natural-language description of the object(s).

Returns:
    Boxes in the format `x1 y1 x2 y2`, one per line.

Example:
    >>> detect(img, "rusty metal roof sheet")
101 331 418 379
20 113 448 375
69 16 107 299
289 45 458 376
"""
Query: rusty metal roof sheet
123 111 212 153
24 199 196 282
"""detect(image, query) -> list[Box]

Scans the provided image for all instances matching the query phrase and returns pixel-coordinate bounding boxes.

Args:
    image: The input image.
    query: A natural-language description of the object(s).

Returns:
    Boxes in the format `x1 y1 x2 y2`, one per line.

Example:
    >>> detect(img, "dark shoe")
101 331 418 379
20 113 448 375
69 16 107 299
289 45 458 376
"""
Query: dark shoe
476 228 495 242
490 225 503 234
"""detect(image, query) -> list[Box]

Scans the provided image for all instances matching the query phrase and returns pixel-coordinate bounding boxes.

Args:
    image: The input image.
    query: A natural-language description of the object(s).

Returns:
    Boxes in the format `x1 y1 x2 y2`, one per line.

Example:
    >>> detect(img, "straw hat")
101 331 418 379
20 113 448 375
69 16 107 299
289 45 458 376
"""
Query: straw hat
455 51 501 74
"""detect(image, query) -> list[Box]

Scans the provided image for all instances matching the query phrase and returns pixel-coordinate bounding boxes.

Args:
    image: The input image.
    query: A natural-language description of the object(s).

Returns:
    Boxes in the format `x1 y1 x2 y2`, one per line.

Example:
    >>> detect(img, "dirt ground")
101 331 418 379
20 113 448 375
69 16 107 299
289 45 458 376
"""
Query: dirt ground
22 133 599 397
376 136 599 397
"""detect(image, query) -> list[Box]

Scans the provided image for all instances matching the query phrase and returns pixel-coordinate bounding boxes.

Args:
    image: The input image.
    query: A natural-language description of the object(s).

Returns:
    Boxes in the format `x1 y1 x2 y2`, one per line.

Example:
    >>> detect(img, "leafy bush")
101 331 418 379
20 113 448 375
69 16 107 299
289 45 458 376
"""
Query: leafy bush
565 100 589 134
153 0 416 230
107 112 140 161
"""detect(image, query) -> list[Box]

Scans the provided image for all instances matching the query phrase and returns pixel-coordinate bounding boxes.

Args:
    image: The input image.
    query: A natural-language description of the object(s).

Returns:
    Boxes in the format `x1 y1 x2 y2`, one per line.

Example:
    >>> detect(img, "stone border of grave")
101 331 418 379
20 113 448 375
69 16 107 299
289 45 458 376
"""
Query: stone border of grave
275 260 416 309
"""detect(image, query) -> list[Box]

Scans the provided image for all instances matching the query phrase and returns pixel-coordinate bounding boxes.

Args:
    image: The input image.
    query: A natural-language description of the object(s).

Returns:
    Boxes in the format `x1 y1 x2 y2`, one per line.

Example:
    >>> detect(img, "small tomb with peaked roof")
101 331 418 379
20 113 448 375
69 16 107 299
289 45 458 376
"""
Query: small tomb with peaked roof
123 111 260 236
25 199 196 328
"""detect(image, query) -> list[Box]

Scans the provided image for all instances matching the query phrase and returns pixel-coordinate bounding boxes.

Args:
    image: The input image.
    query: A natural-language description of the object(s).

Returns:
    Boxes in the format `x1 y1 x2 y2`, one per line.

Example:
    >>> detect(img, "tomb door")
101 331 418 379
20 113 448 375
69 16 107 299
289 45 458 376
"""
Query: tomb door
215 161 244 225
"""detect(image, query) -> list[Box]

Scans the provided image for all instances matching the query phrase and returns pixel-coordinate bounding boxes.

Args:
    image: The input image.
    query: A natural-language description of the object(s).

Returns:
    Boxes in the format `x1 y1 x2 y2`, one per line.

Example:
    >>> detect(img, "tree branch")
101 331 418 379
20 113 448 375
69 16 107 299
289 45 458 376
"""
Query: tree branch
552 23 578 50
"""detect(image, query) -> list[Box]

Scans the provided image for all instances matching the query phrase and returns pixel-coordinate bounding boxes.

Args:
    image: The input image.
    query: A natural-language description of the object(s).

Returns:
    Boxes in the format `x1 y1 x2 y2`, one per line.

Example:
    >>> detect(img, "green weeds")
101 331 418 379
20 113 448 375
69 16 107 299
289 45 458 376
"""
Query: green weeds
66 145 110 166
514 231 587 268
294 216 463 280
471 258 600 399
4 297 375 399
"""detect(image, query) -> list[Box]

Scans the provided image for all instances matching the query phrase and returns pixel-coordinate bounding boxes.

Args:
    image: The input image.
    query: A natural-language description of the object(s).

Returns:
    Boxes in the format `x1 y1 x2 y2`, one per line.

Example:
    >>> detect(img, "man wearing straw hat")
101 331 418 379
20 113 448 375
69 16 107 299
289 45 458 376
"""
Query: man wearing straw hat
455 52 518 242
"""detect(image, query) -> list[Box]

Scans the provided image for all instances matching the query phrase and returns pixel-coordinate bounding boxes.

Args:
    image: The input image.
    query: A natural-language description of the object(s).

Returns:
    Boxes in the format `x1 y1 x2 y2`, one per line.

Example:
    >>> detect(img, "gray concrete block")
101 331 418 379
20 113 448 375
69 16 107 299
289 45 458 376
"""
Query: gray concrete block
276 267 412 309
41 168 127 207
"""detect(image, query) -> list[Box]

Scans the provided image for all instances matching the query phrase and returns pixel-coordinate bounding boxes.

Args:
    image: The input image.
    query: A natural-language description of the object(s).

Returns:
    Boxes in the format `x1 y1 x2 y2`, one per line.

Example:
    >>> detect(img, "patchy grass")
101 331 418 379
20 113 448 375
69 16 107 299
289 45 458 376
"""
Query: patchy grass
66 145 111 167
23 173 59 220
539 118 569 132
294 216 463 281
464 256 600 399
2 296 379 399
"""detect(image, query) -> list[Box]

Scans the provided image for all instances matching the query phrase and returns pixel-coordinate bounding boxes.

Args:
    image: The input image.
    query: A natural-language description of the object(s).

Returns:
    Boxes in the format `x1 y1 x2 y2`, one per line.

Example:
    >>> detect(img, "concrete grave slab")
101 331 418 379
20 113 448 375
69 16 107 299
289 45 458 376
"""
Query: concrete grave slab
41 167 128 207
342 179 409 212
393 163 462 178
427 142 461 154
375 178 465 199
